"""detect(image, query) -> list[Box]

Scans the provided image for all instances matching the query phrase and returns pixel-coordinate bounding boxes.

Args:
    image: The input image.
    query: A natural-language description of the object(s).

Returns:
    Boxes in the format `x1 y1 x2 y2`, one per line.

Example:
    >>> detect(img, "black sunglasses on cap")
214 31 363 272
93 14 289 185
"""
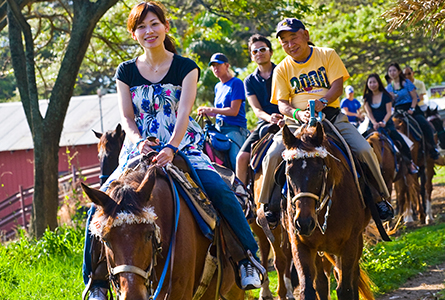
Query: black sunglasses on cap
251 46 270 55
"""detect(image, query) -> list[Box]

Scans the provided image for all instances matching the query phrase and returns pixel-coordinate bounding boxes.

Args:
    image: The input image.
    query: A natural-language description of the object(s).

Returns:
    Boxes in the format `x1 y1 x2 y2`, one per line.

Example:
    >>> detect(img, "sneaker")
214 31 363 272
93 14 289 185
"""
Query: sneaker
240 262 262 290
408 161 419 174
376 200 394 222
88 287 108 300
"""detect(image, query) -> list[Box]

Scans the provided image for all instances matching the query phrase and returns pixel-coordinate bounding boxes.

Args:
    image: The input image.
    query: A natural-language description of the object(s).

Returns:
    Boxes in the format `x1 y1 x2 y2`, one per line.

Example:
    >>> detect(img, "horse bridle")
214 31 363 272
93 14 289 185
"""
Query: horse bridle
105 225 162 299
286 161 334 234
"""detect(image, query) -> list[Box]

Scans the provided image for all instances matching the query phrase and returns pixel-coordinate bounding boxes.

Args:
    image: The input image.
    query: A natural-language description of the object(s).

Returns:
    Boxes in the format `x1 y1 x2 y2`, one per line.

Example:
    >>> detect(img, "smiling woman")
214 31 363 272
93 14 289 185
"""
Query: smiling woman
81 2 264 299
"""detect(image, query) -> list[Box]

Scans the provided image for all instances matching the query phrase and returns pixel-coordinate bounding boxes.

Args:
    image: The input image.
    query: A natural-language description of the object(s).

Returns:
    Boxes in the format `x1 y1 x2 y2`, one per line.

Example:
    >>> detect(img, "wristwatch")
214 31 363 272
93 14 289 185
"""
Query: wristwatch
319 97 328 107
409 107 415 111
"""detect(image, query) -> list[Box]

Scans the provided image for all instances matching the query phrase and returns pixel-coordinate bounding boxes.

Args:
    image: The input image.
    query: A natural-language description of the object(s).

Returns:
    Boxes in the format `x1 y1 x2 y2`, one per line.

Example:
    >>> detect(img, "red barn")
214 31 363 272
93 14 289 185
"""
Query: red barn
0 93 121 237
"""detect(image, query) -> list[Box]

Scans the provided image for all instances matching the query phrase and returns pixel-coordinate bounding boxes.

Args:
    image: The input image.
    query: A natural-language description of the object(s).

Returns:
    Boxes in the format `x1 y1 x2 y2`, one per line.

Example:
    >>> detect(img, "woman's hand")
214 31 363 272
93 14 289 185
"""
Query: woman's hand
137 138 160 155
373 122 380 131
407 108 414 115
378 121 386 128
153 147 175 166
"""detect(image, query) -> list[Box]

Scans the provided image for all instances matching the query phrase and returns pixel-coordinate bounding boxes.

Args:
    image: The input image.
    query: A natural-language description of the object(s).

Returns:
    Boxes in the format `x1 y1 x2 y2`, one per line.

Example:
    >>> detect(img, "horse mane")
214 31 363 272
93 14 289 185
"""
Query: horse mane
90 163 166 238
293 124 345 186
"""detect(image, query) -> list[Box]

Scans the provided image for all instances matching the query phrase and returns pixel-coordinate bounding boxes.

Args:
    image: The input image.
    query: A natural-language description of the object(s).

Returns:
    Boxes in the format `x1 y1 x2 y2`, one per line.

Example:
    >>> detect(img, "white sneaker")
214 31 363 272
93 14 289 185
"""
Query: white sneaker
240 262 262 290
88 287 108 300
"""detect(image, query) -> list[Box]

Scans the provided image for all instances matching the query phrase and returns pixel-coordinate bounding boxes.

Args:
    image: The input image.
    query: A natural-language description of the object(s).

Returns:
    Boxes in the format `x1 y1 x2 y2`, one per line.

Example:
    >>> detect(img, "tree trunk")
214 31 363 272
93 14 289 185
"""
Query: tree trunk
30 128 60 238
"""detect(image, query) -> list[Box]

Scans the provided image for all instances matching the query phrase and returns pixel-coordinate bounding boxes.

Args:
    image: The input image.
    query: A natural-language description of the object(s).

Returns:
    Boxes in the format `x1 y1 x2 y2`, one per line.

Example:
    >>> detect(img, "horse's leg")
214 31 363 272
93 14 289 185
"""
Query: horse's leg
290 240 317 300
272 227 295 300
250 221 274 300
335 238 362 300
425 159 435 224
314 254 330 300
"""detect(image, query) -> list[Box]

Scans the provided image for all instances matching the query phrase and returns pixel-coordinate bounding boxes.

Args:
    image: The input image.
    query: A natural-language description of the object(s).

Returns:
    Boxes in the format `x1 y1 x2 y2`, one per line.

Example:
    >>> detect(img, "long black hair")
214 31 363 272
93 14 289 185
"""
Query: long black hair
363 73 392 104
386 62 407 87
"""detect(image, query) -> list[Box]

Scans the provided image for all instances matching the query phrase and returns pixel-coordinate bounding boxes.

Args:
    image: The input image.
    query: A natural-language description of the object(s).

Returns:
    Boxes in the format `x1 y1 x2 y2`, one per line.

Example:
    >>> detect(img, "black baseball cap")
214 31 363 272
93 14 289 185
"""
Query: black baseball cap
208 53 229 66
276 18 306 38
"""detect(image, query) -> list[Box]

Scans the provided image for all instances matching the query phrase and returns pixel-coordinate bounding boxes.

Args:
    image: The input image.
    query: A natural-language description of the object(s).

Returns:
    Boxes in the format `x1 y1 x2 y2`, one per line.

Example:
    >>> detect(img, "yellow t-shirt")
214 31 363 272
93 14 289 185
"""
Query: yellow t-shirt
271 46 350 110
414 78 427 106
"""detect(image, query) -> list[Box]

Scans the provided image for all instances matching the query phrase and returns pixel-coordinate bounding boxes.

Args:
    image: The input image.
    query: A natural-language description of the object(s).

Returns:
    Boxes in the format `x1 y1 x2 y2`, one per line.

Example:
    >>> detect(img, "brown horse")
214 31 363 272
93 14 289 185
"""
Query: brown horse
392 112 425 224
93 124 125 186
81 157 243 300
366 131 401 197
251 171 295 300
281 122 374 300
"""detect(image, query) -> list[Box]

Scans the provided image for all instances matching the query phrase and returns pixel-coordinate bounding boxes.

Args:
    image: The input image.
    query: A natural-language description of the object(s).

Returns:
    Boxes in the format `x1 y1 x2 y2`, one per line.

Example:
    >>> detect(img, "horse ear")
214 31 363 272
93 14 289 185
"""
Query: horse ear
282 125 300 149
114 124 122 136
92 129 102 139
136 169 157 204
81 183 115 210
312 122 324 147
434 107 438 114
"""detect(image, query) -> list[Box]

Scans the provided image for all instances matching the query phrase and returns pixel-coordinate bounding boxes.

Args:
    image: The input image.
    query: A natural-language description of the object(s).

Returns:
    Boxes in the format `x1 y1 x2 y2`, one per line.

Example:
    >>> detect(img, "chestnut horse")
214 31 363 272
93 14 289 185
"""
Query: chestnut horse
392 112 425 224
81 158 243 300
281 122 373 300
93 124 125 186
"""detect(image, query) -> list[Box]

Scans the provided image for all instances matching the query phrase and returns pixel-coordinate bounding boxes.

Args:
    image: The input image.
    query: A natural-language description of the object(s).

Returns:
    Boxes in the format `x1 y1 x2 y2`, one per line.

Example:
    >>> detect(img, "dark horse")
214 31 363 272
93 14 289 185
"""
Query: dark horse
422 106 445 224
281 122 374 300
93 124 125 186
81 156 243 300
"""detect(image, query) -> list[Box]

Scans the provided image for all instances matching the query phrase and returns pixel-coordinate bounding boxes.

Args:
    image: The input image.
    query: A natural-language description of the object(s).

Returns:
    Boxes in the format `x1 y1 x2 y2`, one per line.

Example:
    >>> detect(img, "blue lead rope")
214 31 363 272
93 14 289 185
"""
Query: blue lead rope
153 169 180 300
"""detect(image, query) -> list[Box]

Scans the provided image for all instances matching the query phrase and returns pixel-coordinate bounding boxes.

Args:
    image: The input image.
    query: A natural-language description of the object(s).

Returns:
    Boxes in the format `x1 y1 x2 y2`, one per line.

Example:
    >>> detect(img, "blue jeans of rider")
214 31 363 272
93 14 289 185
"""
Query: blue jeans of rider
217 123 249 171
82 169 259 289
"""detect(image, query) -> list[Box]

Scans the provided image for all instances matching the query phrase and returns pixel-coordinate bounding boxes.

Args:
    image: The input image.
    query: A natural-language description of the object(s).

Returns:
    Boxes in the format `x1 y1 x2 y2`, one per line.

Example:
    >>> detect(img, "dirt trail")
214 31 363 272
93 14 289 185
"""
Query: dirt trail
376 262 445 300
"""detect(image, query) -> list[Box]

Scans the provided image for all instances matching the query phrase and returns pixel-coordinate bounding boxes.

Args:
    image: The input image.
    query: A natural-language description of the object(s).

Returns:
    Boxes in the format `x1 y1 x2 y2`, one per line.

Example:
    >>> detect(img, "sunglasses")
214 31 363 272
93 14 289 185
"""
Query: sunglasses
251 46 270 55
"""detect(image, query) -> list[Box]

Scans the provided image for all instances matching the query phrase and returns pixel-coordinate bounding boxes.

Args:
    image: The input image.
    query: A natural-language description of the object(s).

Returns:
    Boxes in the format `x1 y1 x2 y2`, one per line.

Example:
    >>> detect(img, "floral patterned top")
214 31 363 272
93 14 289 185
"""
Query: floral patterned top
112 54 215 175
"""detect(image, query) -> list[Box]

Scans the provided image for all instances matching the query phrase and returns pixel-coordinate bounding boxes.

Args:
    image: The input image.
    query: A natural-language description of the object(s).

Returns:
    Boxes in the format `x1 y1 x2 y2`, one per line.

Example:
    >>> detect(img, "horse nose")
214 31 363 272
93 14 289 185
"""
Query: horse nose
294 215 316 236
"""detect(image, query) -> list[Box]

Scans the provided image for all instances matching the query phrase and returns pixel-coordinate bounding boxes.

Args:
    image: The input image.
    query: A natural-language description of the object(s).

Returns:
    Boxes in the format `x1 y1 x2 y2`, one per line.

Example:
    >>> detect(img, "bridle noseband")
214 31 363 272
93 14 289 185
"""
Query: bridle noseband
107 229 162 300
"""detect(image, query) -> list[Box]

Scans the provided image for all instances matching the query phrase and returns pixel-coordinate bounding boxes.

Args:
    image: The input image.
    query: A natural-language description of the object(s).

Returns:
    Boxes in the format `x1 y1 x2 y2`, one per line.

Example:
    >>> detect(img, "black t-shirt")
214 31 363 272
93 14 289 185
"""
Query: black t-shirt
115 54 200 88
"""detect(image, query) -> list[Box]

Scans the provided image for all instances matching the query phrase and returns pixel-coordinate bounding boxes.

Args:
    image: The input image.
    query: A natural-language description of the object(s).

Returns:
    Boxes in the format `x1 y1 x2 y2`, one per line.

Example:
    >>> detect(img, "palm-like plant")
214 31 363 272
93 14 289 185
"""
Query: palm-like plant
382 0 445 37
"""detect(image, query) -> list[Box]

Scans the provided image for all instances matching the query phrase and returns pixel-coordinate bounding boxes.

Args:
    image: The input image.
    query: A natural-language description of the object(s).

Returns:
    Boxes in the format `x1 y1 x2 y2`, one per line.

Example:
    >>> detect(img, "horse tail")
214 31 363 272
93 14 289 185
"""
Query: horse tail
323 253 375 300
358 267 375 300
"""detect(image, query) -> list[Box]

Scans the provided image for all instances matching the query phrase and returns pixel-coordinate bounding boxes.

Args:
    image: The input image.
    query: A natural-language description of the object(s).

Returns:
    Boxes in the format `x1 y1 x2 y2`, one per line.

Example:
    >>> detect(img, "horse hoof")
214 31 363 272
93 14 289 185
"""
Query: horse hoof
259 296 274 300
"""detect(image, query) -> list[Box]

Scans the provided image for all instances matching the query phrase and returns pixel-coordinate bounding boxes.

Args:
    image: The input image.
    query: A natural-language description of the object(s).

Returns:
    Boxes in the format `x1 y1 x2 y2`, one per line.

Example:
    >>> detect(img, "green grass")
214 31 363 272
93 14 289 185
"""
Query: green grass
362 222 445 296
1 221 445 299
432 165 445 184
0 226 84 299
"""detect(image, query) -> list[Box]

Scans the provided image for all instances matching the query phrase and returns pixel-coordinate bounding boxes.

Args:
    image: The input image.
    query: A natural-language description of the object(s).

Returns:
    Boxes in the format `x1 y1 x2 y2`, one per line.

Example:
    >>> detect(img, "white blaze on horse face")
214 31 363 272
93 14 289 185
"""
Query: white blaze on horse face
302 160 307 169
90 206 159 240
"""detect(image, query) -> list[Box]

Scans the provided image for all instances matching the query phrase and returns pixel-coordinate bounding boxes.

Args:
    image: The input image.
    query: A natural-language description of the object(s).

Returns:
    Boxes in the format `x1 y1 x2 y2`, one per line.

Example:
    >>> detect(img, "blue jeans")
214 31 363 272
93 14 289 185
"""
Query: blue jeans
217 124 249 171
82 169 258 288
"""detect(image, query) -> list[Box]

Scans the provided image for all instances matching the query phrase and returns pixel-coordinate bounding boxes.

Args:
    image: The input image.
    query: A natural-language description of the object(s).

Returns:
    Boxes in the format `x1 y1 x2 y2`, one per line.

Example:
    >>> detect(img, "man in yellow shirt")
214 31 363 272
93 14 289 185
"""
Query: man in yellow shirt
258 18 393 224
